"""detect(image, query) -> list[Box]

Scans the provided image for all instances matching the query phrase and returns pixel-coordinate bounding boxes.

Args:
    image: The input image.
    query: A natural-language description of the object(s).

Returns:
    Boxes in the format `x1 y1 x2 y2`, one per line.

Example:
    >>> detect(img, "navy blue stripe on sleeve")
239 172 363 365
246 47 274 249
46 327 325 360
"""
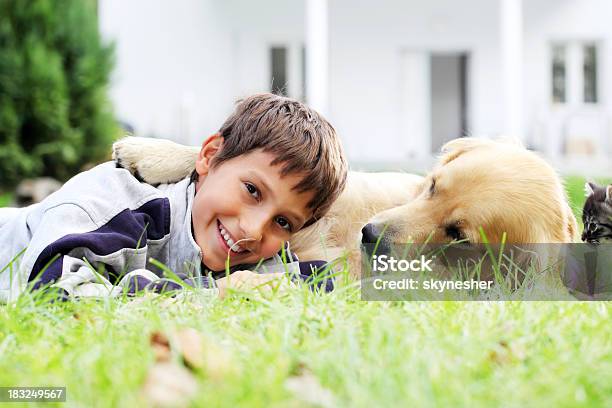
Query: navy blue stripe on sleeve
29 256 64 291
28 198 171 283
295 260 334 292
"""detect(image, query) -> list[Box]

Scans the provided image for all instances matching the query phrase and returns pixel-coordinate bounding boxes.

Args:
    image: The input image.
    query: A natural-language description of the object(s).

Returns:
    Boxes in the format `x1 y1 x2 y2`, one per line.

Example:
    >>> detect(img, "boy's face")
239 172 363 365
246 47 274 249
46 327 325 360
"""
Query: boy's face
192 135 314 271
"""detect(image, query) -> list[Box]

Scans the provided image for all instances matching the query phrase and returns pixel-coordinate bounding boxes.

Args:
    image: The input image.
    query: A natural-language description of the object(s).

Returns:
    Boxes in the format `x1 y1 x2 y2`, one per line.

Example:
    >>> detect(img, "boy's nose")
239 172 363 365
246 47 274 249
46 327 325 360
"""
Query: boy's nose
239 215 267 245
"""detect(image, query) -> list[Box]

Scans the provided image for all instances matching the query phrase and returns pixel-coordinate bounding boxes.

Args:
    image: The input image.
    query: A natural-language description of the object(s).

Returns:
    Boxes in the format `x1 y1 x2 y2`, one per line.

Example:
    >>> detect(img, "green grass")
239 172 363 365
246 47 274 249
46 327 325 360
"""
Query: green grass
1 288 611 407
0 192 13 207
1 178 611 407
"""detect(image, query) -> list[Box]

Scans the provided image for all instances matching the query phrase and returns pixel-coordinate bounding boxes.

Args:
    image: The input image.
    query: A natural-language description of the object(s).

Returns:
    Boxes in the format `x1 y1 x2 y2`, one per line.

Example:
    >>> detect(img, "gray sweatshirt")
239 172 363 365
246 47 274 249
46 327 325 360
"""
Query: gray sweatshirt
0 162 313 303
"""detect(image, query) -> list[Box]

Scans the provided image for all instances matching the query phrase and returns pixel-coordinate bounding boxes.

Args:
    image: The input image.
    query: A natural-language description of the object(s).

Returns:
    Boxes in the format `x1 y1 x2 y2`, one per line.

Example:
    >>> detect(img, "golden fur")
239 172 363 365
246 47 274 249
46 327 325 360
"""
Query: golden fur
113 137 578 277
368 137 577 244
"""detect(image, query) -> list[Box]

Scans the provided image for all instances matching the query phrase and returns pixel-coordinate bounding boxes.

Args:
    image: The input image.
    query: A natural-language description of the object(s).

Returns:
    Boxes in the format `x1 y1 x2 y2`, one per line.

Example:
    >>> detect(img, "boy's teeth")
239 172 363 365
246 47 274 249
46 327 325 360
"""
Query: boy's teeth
218 223 244 252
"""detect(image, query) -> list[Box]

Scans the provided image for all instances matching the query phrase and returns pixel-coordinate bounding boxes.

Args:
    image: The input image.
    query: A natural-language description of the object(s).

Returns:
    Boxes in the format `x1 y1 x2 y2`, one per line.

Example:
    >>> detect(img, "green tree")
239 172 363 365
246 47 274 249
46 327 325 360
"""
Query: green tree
0 0 117 187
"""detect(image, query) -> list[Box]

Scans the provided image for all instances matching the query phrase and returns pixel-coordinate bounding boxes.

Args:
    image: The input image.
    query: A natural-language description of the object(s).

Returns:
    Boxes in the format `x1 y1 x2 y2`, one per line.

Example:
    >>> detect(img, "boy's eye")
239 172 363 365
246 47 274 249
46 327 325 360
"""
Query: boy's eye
275 216 293 232
244 182 260 200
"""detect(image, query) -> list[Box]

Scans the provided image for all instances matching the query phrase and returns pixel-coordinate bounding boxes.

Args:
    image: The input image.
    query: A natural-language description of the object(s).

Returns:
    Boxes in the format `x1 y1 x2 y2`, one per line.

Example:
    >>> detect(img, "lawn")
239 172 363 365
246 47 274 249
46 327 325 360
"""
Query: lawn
0 192 12 208
0 177 611 407
1 288 610 407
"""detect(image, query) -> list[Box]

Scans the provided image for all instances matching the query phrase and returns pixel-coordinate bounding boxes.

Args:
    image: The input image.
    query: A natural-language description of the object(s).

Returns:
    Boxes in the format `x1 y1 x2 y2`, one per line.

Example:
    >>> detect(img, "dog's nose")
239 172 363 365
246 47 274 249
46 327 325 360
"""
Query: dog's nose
361 223 381 244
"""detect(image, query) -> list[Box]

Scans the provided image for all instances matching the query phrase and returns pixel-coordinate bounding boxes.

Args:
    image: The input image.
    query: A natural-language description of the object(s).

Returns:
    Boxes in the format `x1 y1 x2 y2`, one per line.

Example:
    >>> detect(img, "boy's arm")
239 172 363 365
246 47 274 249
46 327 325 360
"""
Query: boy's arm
17 203 101 296
18 203 215 301
217 260 334 297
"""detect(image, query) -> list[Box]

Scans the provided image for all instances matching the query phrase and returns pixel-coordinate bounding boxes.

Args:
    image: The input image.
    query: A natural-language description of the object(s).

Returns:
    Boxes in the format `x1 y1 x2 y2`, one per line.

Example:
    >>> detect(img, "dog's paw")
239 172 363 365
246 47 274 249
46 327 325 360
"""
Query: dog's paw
112 137 146 176
112 136 199 185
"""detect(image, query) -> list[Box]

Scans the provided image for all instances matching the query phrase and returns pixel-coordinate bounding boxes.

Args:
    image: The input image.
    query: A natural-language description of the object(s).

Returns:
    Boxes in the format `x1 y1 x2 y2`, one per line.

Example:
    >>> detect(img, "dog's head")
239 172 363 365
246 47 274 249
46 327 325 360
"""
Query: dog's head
361 138 578 248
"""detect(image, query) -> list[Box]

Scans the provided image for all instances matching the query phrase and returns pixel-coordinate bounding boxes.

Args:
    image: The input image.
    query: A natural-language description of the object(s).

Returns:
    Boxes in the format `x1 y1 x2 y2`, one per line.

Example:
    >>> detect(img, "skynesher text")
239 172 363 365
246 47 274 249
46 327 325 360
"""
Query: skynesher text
372 278 494 293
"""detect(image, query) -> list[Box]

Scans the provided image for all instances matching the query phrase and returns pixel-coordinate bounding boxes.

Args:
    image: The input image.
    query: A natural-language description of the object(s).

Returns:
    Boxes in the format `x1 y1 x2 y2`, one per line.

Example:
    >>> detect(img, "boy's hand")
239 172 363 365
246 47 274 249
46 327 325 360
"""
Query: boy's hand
215 270 295 299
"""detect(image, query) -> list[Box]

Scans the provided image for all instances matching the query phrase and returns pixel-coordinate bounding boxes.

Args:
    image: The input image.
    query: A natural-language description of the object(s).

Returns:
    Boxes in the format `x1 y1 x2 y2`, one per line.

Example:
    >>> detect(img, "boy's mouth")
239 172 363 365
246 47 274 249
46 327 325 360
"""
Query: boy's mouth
216 219 247 254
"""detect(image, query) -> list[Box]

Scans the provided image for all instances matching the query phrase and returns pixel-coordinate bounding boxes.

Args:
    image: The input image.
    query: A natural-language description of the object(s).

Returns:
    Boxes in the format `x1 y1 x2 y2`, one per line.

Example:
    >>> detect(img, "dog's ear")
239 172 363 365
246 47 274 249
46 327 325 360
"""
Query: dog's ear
439 137 490 166
606 184 612 205
565 205 579 242
495 135 525 147
439 137 525 166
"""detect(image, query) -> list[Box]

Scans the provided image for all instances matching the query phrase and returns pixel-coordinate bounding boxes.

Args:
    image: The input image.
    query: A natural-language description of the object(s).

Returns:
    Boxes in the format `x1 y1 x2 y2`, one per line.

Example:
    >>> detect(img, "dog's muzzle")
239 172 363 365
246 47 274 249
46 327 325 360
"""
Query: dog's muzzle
361 223 391 254
361 223 381 244
361 223 392 255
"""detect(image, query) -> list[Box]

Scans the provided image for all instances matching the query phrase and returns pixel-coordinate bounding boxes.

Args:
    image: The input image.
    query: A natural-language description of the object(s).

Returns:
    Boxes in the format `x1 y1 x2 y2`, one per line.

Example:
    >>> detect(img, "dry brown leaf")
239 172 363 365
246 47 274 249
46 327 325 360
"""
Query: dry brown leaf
141 362 198 408
175 328 205 370
150 328 236 381
174 328 236 381
150 331 171 362
285 370 336 408
201 341 235 382
509 341 527 361
488 340 527 365
72 312 97 324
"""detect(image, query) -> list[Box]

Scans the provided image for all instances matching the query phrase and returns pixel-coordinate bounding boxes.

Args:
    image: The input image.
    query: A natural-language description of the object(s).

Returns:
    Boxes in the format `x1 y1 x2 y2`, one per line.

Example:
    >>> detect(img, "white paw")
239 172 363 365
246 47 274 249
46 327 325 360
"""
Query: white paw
112 136 199 184
112 137 147 175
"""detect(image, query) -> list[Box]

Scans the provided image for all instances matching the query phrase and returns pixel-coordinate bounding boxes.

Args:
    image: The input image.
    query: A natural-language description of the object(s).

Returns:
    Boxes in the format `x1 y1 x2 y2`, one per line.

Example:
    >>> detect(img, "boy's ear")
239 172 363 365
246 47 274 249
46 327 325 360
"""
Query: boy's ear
195 133 224 176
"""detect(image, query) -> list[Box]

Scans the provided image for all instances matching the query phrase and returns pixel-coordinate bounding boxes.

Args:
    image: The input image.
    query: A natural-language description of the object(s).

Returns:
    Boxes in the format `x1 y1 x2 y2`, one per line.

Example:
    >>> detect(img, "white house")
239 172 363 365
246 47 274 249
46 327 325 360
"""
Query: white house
99 0 612 172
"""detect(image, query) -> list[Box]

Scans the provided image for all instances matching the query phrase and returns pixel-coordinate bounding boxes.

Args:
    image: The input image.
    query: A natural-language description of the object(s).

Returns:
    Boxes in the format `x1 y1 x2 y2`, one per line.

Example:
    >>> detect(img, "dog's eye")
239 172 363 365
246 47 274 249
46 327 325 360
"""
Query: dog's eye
429 178 436 195
445 224 465 242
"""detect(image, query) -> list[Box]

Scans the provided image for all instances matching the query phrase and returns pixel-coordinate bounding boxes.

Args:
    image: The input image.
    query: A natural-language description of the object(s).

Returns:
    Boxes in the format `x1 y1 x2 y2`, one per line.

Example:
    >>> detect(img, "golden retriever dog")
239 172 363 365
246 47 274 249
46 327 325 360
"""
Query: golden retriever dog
112 137 578 277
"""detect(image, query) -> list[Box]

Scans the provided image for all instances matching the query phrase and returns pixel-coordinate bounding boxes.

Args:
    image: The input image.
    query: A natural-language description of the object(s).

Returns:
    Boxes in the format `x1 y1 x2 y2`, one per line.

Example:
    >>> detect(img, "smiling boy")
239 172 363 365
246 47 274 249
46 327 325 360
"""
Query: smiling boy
0 94 347 302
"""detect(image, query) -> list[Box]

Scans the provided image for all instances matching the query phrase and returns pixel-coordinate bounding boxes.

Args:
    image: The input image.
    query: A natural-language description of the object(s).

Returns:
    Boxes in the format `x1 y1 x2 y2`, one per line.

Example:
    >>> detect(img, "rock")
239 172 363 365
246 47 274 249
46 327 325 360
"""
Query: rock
15 177 62 206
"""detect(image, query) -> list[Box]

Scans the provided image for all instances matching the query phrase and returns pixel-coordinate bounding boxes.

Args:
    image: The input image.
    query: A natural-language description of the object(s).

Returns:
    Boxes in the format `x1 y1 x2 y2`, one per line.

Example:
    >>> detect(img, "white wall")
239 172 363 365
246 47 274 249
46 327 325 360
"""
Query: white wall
326 0 504 162
215 0 306 100
99 0 234 145
99 0 612 166
523 0 612 157
99 0 503 162
431 54 464 154
99 0 305 146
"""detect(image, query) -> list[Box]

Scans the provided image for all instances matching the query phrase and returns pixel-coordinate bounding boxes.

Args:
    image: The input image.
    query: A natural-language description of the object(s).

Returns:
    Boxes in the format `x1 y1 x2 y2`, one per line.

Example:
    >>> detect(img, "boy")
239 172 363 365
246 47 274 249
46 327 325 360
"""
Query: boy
0 93 348 302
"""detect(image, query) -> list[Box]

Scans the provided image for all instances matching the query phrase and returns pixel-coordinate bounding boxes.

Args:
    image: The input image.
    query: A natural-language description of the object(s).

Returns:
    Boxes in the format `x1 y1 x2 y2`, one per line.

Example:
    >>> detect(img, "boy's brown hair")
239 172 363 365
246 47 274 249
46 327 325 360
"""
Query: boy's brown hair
212 93 347 228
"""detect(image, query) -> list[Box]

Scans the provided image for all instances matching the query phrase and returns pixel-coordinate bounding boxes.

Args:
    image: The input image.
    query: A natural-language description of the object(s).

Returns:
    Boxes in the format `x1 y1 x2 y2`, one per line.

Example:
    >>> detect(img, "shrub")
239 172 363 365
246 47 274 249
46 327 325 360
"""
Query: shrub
0 0 117 187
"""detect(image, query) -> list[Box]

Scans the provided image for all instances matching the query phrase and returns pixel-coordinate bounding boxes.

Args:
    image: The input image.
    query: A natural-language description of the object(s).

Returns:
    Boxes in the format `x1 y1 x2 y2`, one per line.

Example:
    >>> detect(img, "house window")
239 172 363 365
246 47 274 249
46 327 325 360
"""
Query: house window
551 42 600 105
583 44 598 103
270 47 288 96
551 45 566 104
